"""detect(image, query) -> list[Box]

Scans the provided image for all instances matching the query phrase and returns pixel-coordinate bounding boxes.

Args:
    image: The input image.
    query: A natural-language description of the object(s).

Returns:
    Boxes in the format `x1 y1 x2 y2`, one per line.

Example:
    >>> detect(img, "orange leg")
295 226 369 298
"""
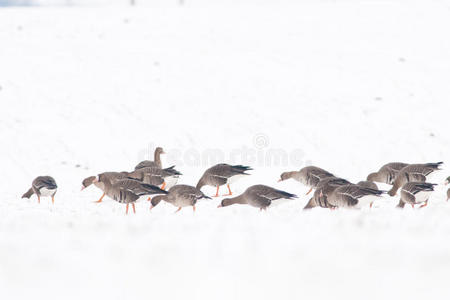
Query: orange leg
37 196 40 204
161 182 166 190
147 196 152 202
411 204 415 208
94 193 105 203
126 204 129 215
305 187 313 195
370 202 373 208
52 196 55 204
132 203 136 214
192 205 196 212
174 207 182 213
213 186 220 197
419 200 428 208
223 184 232 196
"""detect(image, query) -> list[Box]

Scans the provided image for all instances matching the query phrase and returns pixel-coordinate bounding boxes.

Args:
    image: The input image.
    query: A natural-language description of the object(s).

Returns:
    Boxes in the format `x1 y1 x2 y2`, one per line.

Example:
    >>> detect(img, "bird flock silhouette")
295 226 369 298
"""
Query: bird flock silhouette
21 147 450 214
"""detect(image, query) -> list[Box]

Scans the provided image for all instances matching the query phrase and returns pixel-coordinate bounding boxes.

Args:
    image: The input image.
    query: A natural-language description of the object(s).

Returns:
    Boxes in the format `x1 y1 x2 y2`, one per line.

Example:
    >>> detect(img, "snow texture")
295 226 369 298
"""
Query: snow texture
0 1 450 300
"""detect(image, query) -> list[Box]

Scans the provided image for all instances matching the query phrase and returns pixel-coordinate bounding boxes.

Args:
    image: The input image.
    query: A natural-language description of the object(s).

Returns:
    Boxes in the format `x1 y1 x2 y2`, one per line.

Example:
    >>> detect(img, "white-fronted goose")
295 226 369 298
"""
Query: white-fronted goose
303 177 351 209
279 166 334 195
150 184 211 213
127 166 181 190
22 176 58 204
397 182 436 208
135 147 165 170
326 184 385 209
218 185 297 211
388 162 443 196
196 164 252 197
81 171 129 203
94 176 167 214
367 162 409 185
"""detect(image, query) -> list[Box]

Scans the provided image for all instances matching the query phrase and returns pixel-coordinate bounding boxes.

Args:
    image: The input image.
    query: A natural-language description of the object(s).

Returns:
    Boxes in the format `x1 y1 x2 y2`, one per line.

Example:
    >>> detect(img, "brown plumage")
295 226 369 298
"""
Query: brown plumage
356 181 378 190
150 185 211 213
196 164 252 197
22 176 58 204
81 171 129 203
279 166 334 195
303 177 351 209
135 147 165 170
397 182 436 209
95 175 167 214
218 185 297 211
127 166 181 189
366 162 409 185
388 162 442 196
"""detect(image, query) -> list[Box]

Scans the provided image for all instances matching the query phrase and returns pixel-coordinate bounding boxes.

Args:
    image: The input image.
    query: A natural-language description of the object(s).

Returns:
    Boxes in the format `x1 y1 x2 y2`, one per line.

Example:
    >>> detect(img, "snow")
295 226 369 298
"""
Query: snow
1 1 450 299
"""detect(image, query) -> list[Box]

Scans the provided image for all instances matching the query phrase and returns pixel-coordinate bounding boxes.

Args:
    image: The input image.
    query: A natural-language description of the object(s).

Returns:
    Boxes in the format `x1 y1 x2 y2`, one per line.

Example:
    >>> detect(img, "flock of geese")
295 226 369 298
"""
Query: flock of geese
21 147 450 214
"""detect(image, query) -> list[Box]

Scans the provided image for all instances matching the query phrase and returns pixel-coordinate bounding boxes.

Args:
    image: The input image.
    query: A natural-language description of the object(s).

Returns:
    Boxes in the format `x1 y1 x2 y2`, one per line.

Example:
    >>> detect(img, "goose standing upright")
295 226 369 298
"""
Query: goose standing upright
150 185 211 213
388 162 443 196
366 162 409 185
397 182 436 208
22 176 58 204
218 185 297 211
196 164 252 197
135 147 165 170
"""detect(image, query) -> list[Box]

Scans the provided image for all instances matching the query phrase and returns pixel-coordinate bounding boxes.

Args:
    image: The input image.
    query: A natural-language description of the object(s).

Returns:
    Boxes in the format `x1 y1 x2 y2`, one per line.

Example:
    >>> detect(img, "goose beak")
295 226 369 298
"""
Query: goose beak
217 204 223 208
277 179 282 182
81 186 85 191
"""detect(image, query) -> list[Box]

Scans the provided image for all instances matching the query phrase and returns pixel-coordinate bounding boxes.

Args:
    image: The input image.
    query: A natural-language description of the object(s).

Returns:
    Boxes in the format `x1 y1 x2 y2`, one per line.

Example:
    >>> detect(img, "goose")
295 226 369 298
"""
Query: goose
128 166 181 190
150 185 211 213
367 162 409 185
388 162 443 196
93 175 167 214
326 184 385 209
135 147 165 170
22 176 58 204
278 166 334 195
397 182 436 208
81 171 129 202
217 184 297 211
303 177 351 209
196 164 252 197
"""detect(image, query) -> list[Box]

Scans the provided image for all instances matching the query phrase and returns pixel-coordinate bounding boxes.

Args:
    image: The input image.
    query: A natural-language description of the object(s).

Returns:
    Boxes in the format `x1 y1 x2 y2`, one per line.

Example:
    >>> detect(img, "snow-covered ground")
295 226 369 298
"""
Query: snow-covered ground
1 1 450 299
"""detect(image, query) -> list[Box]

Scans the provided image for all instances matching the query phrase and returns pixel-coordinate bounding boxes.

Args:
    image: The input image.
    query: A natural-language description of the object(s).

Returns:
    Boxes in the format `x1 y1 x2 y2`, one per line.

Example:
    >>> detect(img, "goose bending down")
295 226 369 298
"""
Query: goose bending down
388 162 443 196
94 175 167 214
278 166 334 195
135 147 165 170
196 164 252 197
81 171 129 202
22 176 58 204
150 185 211 213
128 166 181 190
326 184 385 209
397 182 436 208
303 177 351 209
218 185 297 211
367 162 409 185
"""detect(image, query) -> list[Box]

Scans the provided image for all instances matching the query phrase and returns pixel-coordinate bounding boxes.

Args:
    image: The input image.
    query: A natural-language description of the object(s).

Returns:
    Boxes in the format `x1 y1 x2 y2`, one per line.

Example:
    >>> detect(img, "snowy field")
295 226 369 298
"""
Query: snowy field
1 1 450 299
